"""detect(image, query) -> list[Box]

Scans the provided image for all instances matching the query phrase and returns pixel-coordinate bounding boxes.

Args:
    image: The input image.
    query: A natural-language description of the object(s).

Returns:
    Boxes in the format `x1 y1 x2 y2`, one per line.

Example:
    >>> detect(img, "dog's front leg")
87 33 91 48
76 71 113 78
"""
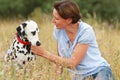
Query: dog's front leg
4 39 16 62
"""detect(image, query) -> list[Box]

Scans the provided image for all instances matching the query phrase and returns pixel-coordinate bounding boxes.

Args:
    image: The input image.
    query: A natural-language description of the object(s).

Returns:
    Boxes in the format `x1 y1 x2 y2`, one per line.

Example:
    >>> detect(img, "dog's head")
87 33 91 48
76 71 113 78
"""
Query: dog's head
16 20 41 46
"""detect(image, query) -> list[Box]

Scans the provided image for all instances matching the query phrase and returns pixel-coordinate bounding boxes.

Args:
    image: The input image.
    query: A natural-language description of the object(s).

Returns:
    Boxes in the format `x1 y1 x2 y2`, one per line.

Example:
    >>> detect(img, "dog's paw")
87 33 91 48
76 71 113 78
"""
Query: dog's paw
4 49 13 62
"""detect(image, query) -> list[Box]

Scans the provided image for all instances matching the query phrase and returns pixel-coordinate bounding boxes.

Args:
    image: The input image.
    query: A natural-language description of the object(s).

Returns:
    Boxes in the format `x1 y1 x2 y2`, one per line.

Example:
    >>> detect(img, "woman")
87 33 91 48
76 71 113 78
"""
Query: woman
31 0 114 80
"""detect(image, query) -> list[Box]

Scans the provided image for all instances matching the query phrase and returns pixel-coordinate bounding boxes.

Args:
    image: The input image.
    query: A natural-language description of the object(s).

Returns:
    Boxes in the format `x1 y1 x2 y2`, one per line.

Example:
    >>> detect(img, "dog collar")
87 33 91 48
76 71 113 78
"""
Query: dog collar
16 33 31 45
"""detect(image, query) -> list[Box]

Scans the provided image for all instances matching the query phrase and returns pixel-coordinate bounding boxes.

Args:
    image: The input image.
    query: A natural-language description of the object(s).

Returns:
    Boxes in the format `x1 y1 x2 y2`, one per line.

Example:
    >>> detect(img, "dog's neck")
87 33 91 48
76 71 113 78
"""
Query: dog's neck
16 33 31 45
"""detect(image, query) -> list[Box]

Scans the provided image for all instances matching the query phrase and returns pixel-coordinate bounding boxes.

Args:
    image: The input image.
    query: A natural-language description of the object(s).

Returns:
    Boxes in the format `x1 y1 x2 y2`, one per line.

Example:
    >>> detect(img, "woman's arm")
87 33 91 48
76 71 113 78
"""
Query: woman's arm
31 43 88 69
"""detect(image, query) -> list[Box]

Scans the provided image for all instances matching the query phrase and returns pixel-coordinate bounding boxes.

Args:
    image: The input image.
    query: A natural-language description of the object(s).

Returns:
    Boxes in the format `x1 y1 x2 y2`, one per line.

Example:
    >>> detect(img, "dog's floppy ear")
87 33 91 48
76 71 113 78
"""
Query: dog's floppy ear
16 23 27 37
16 26 21 34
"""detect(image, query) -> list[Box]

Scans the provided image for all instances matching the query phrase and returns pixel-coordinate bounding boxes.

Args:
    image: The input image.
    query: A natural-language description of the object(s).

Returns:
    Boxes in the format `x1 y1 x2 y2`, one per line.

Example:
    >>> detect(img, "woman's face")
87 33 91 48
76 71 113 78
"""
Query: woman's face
52 9 71 29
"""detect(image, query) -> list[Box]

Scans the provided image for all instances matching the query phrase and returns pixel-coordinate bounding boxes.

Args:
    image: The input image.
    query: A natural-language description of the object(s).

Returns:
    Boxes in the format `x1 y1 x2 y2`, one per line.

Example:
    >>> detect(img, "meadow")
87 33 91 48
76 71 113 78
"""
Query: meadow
0 15 120 80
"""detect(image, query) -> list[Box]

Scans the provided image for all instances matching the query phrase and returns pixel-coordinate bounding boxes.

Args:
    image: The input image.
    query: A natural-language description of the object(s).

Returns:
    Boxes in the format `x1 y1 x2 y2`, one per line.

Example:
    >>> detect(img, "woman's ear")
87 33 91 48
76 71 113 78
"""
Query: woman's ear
66 18 72 24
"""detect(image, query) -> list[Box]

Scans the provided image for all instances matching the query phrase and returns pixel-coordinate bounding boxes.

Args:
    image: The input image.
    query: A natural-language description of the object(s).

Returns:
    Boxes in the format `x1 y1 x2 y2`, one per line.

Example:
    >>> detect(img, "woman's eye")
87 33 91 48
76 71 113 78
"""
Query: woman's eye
54 16 59 20
55 17 59 20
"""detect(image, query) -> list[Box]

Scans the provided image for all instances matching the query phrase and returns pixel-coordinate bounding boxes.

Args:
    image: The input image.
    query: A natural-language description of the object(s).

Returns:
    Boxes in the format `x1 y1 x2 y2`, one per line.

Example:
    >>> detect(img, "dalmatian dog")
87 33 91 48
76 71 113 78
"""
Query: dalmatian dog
4 20 41 68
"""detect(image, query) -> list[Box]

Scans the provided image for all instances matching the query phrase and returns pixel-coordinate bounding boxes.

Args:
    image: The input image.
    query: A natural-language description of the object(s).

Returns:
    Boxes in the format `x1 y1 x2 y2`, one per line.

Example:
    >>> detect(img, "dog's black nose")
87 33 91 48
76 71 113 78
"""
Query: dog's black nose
36 41 41 46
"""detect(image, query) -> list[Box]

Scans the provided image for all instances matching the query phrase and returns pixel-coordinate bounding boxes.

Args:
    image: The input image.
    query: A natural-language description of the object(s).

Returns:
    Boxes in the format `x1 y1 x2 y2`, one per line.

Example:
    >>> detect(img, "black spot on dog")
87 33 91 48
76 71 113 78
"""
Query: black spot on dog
25 52 29 55
19 50 24 53
27 57 30 61
15 55 17 58
13 40 16 47
26 45 30 53
17 42 19 44
23 45 26 48
16 46 20 49
12 47 14 50
22 23 27 28
16 26 21 33
31 31 36 36
23 61 26 64
25 39 29 42
31 52 34 55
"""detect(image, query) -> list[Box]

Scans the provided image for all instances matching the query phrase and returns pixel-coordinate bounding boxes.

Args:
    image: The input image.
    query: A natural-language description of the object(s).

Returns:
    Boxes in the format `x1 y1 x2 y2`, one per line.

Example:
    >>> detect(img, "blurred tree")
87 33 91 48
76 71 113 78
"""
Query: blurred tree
0 0 120 23
75 0 120 22
0 0 55 18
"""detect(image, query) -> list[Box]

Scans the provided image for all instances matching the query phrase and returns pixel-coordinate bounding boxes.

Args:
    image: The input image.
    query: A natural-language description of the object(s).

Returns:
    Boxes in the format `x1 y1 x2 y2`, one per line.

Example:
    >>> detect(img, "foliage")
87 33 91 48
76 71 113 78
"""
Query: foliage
75 0 120 22
0 0 120 22
0 0 54 18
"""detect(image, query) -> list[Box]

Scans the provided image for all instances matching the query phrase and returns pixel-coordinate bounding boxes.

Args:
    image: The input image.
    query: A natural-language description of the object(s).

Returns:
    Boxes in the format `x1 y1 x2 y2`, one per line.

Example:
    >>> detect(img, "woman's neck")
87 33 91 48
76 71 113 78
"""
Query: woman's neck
65 22 79 34
65 22 79 42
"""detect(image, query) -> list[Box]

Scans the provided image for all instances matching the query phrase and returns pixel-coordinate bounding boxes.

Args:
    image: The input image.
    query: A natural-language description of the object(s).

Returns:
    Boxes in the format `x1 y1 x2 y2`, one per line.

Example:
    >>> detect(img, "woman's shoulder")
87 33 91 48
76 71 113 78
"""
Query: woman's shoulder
78 21 94 35
79 21 93 30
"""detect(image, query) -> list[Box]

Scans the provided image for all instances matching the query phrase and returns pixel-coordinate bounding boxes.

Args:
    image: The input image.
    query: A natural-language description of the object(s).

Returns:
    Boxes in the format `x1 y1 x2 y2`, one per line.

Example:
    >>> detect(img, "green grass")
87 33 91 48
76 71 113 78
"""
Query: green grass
0 16 120 80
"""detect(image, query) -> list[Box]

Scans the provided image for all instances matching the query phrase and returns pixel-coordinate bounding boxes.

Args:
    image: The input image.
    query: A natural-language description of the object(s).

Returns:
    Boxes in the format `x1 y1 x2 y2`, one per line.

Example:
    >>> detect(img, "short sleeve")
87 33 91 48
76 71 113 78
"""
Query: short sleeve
78 27 95 44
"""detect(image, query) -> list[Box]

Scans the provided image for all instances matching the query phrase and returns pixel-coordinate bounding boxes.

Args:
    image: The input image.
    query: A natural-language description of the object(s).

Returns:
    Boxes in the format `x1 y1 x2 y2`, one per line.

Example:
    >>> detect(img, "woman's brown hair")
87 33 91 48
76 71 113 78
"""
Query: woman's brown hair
54 0 82 24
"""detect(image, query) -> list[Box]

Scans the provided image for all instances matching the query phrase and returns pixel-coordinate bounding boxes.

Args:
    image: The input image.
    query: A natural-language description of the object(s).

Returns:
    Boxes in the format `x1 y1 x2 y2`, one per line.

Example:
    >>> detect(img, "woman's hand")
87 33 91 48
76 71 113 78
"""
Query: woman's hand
31 45 45 56
55 65 63 75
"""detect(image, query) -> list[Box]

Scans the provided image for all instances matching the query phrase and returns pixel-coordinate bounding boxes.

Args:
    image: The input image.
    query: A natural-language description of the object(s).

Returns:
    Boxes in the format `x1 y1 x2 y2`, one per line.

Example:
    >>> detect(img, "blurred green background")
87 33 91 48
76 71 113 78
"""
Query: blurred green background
0 0 120 22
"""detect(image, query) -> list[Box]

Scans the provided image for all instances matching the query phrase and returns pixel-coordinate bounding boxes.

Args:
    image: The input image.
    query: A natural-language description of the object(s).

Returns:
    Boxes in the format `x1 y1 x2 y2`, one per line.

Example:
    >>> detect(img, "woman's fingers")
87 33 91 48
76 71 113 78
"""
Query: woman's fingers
31 45 45 56
31 45 39 55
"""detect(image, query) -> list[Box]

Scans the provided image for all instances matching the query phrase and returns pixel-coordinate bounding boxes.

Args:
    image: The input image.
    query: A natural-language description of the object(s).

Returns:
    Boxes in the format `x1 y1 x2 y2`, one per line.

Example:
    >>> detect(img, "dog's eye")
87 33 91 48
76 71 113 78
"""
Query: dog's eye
31 31 36 36
36 28 38 31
